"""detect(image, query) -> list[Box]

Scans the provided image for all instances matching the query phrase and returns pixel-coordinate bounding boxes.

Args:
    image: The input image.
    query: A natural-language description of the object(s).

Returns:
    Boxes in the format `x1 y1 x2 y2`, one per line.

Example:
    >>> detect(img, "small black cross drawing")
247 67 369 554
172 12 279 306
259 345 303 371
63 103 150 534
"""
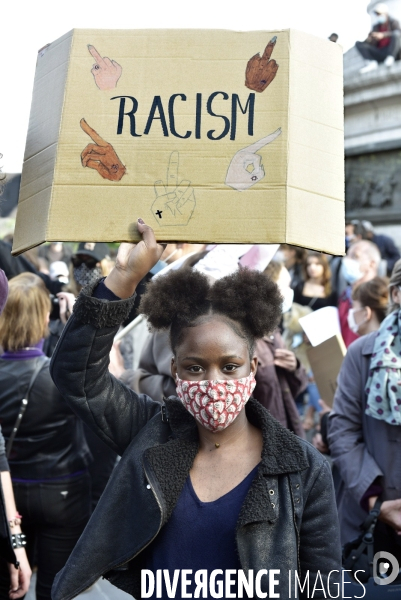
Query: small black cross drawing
155 210 163 219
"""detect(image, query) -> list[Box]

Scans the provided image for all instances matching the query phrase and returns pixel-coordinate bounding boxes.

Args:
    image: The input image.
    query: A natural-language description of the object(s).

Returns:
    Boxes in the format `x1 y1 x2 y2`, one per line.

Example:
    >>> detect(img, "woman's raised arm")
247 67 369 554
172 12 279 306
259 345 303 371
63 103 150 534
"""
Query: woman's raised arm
50 220 166 455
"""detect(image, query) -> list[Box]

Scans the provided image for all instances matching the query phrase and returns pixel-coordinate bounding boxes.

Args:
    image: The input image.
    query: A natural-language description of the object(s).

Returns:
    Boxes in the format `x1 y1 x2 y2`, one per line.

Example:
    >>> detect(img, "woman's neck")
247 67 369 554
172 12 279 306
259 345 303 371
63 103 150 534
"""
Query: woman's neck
360 314 381 336
307 276 323 285
197 410 255 452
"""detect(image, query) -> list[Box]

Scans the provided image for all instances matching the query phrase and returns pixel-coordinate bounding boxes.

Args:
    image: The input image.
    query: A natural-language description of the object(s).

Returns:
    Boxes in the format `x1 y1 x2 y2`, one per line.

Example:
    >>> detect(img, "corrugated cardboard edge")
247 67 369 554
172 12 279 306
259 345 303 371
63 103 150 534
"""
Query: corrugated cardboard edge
285 29 345 256
12 31 74 255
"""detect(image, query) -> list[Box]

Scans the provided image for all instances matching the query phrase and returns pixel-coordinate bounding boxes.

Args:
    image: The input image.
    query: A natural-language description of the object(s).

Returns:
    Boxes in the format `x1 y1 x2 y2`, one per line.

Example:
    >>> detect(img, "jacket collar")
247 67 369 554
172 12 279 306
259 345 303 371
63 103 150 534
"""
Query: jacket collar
156 397 309 527
164 396 309 476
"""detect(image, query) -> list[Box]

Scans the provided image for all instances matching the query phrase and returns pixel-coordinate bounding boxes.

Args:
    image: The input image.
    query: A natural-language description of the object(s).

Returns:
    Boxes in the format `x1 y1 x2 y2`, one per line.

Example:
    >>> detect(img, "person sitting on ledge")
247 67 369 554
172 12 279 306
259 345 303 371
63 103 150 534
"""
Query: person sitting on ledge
356 3 400 73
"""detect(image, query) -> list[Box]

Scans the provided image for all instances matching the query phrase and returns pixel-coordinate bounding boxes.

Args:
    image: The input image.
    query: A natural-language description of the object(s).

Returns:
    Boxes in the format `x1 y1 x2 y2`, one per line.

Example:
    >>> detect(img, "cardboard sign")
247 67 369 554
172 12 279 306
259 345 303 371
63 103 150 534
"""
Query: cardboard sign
12 29 344 255
307 334 347 407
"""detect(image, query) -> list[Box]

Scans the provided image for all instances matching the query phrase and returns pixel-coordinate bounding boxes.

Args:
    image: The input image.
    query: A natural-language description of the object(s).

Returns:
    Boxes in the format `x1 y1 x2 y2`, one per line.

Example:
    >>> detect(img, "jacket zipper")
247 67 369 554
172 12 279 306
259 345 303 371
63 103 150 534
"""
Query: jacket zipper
111 460 165 571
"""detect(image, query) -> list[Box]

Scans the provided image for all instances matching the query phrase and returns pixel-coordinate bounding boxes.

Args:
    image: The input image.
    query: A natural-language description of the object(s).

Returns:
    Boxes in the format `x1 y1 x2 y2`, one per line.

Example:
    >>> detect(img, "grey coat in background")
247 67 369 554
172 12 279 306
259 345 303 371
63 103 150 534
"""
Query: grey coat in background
327 331 401 544
130 331 176 402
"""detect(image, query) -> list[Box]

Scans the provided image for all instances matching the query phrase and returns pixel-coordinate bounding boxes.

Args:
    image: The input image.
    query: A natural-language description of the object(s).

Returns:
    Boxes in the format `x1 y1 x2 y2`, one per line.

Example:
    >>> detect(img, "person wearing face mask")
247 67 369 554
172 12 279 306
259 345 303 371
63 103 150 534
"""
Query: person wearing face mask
347 277 389 337
69 242 111 294
356 3 401 73
252 261 307 438
327 259 401 564
49 220 341 600
313 278 389 455
338 240 381 347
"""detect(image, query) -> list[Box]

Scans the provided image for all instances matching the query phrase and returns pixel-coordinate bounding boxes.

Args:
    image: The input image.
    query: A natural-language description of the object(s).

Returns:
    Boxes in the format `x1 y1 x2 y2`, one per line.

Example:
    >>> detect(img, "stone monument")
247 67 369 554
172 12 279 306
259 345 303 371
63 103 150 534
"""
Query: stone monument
344 0 401 246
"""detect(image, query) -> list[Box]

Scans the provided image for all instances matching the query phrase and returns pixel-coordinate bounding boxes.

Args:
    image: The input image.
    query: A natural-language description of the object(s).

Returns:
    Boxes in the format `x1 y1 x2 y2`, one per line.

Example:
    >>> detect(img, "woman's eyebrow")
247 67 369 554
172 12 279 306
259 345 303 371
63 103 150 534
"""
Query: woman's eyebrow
181 354 243 361
180 355 243 361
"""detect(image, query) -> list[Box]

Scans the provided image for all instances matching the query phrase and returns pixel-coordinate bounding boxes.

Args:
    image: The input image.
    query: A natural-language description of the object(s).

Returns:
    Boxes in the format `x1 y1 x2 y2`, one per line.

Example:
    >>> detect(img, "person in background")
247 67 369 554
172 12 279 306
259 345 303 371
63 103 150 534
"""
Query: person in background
68 242 111 295
279 244 307 290
0 273 92 599
361 220 400 276
291 252 336 428
48 261 69 286
252 260 307 437
332 218 394 302
0 239 63 296
339 240 381 347
67 242 119 511
293 251 337 310
348 276 389 337
314 277 389 455
327 260 401 561
38 242 72 271
357 2 401 73
345 220 360 250
0 270 31 599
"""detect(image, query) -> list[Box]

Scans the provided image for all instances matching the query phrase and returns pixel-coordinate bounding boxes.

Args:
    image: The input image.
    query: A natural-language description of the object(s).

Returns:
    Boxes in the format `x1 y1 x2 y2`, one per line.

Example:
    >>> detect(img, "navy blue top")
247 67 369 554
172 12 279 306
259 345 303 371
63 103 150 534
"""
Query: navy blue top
93 278 121 301
141 465 259 600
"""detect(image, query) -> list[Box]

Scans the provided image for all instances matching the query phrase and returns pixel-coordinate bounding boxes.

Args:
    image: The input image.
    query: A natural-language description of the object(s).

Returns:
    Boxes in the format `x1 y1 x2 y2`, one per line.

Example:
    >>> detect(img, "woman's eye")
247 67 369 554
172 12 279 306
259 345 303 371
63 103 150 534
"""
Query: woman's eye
188 366 203 373
224 364 238 372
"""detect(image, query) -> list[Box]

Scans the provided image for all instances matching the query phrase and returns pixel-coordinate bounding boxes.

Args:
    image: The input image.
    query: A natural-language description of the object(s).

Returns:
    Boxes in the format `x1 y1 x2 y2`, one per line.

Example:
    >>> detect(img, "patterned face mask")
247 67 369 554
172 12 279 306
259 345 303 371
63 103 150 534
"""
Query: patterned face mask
175 373 256 432
73 263 103 287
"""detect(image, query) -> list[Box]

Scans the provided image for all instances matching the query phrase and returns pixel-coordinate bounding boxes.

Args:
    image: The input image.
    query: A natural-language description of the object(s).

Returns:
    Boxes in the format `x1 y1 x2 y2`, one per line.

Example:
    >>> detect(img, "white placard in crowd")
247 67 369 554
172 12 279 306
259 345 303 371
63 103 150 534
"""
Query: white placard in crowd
299 306 341 347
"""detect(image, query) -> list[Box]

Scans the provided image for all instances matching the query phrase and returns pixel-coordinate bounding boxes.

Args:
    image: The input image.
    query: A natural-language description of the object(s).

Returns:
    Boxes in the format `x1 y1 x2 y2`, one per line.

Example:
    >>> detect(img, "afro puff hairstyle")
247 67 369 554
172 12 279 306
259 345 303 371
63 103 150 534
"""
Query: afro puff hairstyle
139 267 283 356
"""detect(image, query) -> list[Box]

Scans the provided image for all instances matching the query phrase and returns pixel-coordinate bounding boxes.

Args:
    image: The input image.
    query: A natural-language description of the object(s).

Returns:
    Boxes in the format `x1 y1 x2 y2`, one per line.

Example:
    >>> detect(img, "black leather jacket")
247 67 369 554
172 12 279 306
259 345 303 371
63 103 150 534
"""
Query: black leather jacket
0 356 92 479
50 283 342 600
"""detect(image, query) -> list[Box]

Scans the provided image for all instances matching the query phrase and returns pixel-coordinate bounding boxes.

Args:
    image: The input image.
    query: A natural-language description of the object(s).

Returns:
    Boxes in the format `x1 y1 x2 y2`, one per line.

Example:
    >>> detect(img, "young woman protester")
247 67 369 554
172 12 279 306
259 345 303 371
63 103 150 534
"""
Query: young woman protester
50 220 341 600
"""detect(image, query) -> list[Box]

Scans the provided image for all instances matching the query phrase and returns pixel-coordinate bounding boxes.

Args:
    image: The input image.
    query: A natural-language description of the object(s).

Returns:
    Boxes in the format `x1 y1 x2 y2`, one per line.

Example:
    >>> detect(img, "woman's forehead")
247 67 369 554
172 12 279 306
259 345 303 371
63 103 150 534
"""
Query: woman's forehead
177 317 249 356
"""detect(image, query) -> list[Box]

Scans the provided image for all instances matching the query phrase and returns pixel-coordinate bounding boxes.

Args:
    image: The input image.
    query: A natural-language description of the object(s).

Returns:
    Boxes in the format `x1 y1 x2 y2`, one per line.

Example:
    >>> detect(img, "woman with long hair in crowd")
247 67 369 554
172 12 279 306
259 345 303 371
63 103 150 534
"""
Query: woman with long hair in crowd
0 273 92 599
292 252 337 429
0 270 31 599
49 220 341 600
328 261 401 562
293 251 337 310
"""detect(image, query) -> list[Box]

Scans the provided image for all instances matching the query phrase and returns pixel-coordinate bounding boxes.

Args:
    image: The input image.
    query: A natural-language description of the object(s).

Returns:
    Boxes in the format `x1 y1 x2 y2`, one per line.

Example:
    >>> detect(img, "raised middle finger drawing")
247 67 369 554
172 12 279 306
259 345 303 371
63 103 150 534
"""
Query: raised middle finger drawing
88 44 123 91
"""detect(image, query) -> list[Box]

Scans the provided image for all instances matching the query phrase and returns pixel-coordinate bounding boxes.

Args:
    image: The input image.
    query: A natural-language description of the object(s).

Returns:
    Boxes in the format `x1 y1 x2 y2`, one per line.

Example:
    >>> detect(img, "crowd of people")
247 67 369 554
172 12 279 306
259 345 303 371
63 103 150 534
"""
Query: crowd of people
0 216 400 598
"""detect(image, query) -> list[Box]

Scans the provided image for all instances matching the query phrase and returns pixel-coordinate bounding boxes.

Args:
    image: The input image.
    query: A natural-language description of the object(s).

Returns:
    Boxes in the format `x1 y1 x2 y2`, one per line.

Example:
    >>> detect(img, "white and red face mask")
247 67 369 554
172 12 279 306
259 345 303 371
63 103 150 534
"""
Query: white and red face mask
175 373 256 432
